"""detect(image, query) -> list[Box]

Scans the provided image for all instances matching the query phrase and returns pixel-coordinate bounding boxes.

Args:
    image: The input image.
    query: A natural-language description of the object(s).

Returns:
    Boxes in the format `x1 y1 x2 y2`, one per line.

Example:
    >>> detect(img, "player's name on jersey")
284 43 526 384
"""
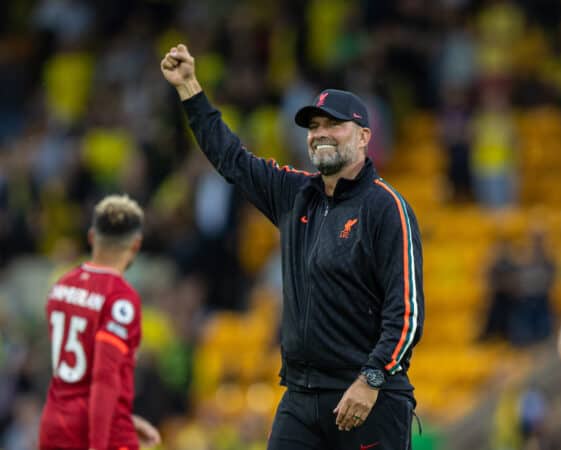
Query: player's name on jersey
49 284 105 311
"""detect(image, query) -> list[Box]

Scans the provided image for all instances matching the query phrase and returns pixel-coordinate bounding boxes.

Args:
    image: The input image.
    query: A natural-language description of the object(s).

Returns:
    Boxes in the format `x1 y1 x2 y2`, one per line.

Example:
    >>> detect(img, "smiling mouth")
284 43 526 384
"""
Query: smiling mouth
314 144 337 151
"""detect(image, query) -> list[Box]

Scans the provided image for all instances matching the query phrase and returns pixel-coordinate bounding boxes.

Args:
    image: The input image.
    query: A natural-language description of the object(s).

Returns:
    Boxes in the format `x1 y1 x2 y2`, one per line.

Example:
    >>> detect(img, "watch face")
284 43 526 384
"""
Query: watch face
363 369 384 388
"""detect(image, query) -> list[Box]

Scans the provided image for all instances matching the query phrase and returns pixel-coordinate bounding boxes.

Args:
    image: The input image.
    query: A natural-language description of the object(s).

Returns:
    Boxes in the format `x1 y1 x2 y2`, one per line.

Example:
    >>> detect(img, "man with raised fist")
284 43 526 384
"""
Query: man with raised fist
161 44 424 450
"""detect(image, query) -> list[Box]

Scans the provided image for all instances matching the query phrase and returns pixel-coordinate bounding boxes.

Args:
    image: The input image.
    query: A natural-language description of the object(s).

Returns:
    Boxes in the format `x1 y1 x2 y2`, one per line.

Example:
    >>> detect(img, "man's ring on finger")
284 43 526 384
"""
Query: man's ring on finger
353 415 361 421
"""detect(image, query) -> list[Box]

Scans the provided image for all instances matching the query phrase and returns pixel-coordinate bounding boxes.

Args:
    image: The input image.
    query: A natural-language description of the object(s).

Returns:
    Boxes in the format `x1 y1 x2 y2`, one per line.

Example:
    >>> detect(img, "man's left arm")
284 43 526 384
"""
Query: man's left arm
334 191 424 431
365 190 424 378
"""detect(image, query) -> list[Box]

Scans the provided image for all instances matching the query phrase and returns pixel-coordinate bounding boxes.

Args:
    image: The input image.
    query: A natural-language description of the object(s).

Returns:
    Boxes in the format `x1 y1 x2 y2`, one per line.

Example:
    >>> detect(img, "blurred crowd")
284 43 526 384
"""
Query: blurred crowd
480 226 556 347
1 0 561 449
491 381 561 450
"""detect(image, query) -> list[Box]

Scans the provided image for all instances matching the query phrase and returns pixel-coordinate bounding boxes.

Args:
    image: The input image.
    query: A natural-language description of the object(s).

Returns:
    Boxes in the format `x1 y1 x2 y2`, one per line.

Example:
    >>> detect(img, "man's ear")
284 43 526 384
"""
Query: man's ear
360 127 372 151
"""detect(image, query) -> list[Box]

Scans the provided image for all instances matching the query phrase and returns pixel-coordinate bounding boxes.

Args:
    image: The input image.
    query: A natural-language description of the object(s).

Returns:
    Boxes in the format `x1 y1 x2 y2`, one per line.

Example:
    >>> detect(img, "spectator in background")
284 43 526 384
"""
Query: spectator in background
509 227 555 346
519 383 548 450
163 154 247 311
279 71 318 169
491 382 551 450
439 86 473 203
0 141 39 266
481 227 556 347
0 38 34 142
479 236 517 341
435 0 475 204
343 53 394 170
134 274 206 425
491 384 523 450
558 321 561 360
474 0 524 85
436 8 476 94
0 320 30 440
1 395 41 450
470 86 518 209
31 0 94 47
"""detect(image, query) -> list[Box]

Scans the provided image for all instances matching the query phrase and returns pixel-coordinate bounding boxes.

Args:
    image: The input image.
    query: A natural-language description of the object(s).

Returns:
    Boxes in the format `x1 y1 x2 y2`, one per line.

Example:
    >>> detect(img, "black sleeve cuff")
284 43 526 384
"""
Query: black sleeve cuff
181 91 213 119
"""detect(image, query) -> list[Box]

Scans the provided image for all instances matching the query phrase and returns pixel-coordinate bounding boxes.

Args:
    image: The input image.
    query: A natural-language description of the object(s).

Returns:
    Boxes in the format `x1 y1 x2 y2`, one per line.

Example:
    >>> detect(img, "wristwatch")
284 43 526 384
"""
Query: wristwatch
360 368 385 389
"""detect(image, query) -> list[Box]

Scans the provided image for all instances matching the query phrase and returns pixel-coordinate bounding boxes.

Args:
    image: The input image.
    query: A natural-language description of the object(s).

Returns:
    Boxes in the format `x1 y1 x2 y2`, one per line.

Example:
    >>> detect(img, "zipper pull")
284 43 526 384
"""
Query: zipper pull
324 204 329 216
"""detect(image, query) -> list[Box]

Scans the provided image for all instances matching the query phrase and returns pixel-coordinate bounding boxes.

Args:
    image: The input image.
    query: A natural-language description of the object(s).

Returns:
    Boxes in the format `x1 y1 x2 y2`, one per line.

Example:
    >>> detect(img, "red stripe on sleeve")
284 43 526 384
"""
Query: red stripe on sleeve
374 180 411 369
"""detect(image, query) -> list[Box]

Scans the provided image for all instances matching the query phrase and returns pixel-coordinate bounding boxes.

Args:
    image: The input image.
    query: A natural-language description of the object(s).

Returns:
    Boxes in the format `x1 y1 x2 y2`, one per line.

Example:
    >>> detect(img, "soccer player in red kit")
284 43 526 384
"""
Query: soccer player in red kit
39 194 161 450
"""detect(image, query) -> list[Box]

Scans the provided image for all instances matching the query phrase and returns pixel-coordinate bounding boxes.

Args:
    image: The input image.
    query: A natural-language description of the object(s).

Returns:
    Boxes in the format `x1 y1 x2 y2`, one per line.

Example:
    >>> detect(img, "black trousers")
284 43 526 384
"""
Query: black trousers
268 388 414 450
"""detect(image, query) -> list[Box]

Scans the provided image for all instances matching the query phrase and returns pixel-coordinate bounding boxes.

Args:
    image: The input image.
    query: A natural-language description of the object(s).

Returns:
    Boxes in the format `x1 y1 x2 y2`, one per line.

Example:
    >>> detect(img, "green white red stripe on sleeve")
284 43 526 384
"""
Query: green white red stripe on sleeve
374 179 419 376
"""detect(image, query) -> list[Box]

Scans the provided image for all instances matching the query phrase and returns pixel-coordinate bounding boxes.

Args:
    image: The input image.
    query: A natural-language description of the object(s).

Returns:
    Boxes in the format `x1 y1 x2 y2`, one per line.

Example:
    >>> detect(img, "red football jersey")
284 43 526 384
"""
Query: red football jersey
39 262 142 450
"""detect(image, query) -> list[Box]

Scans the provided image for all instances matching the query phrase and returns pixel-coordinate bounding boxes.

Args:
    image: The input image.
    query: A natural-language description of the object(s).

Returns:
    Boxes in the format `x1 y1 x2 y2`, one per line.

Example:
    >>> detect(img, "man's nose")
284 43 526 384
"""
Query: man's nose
310 126 328 137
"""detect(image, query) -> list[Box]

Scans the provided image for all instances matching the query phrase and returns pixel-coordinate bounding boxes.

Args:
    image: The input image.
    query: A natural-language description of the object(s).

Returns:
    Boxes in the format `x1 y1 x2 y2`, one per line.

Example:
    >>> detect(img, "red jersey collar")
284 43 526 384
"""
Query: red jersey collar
82 262 122 276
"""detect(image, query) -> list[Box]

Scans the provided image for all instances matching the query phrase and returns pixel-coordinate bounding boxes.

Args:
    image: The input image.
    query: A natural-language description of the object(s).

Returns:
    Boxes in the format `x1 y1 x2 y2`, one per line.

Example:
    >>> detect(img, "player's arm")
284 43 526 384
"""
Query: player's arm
88 331 127 450
89 295 140 450
160 44 310 226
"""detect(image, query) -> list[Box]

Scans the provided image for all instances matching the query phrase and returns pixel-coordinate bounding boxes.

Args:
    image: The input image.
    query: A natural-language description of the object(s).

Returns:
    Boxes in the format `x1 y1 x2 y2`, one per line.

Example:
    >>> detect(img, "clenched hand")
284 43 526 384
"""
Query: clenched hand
160 43 202 100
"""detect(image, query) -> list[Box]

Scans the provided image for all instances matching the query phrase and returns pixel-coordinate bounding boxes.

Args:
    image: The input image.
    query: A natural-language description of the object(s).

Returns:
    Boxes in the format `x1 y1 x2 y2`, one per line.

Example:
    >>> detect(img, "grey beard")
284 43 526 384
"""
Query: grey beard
312 146 350 176
316 159 346 176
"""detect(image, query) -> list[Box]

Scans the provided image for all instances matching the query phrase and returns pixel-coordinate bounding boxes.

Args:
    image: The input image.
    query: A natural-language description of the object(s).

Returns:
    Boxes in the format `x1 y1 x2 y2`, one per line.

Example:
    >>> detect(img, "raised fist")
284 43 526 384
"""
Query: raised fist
160 44 195 87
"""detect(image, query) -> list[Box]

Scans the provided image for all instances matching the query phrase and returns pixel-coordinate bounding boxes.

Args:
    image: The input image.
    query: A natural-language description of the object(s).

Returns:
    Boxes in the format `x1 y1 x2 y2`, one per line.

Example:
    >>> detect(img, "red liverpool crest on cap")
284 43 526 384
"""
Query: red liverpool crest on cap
316 92 329 106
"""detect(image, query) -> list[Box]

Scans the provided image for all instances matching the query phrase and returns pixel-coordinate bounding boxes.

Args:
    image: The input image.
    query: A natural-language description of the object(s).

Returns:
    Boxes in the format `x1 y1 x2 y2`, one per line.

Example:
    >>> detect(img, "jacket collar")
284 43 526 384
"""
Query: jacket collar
305 157 378 201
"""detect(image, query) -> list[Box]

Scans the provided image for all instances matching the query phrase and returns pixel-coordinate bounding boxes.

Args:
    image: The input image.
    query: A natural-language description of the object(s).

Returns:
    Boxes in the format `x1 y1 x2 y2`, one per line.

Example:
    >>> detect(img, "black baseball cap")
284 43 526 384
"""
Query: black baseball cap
294 89 369 128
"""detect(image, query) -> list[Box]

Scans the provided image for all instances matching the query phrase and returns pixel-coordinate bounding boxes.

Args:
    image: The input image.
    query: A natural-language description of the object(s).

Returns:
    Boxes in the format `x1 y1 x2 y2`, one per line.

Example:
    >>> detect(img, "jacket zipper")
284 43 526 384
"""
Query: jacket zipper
302 198 331 360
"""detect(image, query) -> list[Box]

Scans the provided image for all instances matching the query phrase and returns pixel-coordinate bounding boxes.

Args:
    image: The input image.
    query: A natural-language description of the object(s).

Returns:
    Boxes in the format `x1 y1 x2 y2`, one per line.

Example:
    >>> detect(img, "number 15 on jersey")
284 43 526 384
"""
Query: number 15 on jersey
50 311 88 383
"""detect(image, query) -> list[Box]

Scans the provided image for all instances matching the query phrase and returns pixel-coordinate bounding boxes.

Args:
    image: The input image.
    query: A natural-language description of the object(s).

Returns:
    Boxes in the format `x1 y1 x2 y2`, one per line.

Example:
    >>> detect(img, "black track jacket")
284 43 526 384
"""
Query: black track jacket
183 92 424 392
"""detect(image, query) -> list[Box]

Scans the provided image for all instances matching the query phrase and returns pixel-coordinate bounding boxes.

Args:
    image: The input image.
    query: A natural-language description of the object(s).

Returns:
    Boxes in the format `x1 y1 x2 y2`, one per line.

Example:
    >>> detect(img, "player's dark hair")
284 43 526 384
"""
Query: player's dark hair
92 195 143 247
